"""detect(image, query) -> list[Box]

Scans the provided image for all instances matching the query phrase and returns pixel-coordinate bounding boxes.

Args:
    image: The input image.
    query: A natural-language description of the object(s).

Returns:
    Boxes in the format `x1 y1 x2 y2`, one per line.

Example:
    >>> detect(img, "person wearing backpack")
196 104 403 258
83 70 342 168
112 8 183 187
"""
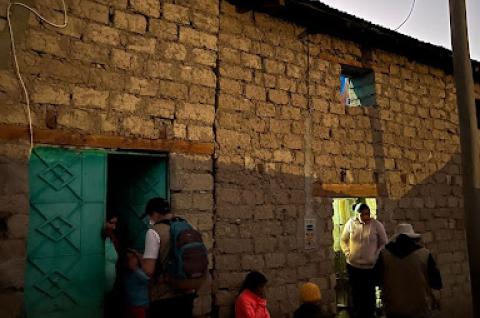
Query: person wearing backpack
142 197 208 318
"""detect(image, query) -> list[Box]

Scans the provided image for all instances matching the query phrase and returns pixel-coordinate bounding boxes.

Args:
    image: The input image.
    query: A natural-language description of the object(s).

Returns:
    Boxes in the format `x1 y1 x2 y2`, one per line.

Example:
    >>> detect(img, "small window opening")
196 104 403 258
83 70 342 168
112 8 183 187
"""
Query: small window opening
475 99 480 129
340 65 376 107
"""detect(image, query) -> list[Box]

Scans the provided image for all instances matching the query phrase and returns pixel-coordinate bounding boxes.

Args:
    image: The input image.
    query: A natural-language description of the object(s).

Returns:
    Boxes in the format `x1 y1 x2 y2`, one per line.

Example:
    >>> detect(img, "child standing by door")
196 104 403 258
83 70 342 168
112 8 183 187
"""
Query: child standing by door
122 249 149 318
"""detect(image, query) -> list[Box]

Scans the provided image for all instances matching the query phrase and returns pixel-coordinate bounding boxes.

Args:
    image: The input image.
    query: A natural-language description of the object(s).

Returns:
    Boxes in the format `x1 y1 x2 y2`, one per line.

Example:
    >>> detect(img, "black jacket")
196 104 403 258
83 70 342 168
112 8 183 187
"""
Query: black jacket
293 303 331 318
378 234 442 290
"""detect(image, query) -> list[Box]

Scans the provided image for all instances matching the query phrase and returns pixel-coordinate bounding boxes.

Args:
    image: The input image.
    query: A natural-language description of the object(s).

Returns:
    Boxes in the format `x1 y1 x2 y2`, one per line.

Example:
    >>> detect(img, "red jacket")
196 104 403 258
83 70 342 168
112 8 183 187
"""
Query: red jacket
235 289 271 318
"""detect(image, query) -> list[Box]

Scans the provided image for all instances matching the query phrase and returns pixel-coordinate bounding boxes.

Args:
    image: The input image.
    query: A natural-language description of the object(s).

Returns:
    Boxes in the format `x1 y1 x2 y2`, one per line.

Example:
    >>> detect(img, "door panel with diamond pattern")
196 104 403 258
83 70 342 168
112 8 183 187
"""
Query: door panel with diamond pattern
26 147 106 318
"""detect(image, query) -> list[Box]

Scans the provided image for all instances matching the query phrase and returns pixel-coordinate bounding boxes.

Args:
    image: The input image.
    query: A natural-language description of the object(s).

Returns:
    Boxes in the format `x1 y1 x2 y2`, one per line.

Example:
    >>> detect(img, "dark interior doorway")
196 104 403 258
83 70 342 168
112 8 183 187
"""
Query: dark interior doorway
107 152 168 253
105 152 168 318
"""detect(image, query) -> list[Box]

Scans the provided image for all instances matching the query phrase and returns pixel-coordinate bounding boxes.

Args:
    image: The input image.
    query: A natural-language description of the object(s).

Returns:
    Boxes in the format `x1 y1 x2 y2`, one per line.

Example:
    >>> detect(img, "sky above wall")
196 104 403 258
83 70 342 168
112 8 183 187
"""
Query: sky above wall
319 0 480 61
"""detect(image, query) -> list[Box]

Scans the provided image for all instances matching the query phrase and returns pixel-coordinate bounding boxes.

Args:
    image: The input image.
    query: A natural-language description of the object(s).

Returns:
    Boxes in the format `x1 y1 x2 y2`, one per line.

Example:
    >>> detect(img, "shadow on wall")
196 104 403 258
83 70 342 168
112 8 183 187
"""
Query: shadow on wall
209 157 470 317
210 98 470 317
383 156 471 318
0 137 473 318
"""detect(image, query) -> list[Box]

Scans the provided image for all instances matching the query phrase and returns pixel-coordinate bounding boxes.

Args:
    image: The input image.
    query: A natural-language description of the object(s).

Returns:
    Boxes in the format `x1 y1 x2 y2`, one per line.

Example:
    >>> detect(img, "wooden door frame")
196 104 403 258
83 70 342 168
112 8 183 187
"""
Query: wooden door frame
313 183 379 198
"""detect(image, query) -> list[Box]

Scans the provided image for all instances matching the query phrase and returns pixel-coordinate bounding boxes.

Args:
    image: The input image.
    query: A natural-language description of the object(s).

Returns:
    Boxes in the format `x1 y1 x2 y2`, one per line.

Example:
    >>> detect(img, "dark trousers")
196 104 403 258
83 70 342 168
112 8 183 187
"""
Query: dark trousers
386 316 430 318
125 306 147 318
149 293 196 318
347 264 376 318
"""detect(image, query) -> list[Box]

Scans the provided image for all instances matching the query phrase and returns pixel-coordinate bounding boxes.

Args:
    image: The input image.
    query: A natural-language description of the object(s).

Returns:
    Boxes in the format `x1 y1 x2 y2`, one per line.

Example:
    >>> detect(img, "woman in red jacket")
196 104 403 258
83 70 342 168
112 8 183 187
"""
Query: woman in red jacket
235 271 271 318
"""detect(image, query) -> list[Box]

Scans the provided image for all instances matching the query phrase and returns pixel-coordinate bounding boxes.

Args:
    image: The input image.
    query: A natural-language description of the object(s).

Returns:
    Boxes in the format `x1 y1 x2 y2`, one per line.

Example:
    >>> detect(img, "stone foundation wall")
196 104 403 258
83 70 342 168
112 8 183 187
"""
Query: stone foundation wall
0 0 474 317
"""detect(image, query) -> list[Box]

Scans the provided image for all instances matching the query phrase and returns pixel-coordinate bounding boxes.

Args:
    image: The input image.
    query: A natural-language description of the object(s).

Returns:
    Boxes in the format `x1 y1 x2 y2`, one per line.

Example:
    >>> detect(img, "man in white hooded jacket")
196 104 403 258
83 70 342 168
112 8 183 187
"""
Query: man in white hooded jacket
341 203 387 318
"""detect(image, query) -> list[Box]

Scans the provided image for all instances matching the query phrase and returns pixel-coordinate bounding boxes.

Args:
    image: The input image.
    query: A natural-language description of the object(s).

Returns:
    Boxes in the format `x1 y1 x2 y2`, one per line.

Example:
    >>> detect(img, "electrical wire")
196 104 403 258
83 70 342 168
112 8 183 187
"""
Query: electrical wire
6 1 68 155
394 0 416 31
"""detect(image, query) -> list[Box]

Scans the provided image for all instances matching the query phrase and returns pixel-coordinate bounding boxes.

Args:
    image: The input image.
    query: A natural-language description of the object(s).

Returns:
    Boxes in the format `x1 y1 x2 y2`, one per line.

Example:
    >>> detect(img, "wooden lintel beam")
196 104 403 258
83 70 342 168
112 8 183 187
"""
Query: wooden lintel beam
0 125 214 155
313 183 379 198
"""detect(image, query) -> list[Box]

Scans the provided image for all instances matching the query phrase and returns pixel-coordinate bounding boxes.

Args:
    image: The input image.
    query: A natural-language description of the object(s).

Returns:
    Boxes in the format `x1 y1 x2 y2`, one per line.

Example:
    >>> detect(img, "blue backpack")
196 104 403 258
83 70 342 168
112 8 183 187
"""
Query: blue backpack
157 217 208 290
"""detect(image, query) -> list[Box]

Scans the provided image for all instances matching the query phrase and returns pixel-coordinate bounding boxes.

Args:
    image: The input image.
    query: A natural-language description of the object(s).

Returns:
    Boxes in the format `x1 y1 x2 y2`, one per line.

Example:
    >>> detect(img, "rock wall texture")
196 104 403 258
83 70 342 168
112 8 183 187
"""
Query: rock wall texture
0 0 476 317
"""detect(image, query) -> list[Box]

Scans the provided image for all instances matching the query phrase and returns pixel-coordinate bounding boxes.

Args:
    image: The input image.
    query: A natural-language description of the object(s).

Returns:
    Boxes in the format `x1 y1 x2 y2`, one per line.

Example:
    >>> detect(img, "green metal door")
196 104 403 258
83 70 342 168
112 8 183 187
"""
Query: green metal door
108 154 168 252
26 147 106 318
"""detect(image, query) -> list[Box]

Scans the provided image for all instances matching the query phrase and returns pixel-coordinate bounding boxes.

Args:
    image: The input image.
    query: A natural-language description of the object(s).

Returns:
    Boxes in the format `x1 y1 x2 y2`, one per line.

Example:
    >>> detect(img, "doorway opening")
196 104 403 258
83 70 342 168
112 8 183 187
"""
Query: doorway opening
332 198 379 317
105 152 168 318
107 152 168 253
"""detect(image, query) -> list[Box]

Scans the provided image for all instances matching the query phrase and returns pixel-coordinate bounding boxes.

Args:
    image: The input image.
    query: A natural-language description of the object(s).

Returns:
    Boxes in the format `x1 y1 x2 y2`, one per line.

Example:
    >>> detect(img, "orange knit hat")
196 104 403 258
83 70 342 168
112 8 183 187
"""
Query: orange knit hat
299 282 322 303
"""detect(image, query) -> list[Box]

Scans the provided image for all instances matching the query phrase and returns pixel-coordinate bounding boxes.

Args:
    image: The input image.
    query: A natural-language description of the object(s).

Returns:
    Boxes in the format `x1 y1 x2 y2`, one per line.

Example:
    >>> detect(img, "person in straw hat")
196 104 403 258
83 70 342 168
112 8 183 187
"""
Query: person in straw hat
377 223 443 318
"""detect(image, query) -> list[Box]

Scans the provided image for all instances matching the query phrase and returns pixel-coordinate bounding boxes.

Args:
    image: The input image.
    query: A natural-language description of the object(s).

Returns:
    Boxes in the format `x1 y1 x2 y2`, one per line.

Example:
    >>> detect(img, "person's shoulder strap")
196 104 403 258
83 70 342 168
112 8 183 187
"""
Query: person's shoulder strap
151 222 170 252
155 216 186 225
171 216 186 223
156 219 171 226
151 222 171 274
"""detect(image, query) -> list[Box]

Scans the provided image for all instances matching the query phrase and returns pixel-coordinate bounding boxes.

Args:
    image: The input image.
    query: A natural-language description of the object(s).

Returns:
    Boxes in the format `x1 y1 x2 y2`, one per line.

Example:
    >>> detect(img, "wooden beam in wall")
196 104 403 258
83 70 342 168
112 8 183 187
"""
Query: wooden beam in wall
0 124 214 155
317 52 365 69
313 183 379 198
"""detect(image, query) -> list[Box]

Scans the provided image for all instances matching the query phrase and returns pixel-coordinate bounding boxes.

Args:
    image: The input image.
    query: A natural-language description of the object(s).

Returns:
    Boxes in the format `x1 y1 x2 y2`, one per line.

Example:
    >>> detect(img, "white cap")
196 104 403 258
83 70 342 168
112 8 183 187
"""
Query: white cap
394 223 421 239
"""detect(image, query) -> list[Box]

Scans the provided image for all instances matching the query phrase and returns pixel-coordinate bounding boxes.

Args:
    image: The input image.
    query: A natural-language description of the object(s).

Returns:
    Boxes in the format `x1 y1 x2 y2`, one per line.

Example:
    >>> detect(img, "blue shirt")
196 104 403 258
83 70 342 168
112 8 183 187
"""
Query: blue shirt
123 268 149 307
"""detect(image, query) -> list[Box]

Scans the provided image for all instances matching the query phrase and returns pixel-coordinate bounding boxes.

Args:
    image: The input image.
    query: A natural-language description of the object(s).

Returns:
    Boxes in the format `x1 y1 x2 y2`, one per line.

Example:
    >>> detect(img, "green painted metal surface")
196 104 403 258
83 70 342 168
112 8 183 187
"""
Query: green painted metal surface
108 155 168 253
350 72 376 106
26 147 106 318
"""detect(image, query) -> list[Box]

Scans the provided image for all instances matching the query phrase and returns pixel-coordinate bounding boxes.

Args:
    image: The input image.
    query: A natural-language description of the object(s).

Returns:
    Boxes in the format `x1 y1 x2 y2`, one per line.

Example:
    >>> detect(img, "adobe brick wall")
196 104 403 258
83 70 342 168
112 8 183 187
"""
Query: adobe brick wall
0 0 475 317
